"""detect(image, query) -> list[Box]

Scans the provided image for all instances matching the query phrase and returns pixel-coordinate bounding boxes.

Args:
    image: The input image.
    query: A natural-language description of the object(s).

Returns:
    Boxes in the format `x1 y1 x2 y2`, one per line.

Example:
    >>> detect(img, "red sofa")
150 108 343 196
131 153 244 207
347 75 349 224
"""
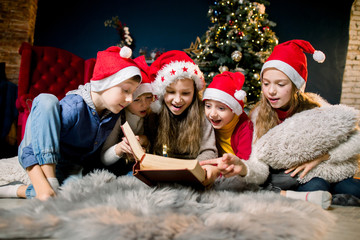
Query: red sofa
16 42 96 144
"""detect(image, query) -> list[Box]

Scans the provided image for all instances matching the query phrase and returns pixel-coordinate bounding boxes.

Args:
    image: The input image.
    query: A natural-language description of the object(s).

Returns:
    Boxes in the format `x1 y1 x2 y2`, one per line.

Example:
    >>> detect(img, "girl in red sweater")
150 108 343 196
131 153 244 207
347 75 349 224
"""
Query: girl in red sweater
200 71 253 183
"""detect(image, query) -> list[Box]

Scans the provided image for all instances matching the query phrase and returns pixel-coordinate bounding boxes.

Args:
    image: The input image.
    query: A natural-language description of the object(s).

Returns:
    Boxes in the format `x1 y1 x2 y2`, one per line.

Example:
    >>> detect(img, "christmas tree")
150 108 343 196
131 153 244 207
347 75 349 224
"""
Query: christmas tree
189 0 278 106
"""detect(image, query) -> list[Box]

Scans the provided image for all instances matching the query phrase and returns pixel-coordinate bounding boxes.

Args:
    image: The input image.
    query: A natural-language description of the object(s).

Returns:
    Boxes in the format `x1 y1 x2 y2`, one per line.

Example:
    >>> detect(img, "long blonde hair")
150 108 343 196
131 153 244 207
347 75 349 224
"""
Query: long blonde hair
154 83 204 158
251 82 321 142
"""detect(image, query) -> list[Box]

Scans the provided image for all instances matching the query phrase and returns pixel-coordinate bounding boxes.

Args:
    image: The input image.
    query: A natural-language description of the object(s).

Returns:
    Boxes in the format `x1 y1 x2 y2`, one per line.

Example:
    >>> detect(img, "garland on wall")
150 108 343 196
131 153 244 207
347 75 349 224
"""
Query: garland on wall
104 16 135 50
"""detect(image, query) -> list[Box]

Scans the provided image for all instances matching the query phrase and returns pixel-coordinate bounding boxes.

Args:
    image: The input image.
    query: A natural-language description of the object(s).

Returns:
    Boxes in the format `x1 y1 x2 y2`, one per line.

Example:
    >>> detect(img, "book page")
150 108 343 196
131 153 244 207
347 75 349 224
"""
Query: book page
141 154 198 170
121 121 145 161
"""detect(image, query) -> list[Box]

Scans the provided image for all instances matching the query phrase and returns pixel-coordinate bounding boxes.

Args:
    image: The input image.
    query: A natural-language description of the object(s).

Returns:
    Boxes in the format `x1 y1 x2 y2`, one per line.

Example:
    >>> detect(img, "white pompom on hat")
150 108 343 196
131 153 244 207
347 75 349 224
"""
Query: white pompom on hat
90 46 141 92
203 71 246 116
148 50 205 113
260 39 326 90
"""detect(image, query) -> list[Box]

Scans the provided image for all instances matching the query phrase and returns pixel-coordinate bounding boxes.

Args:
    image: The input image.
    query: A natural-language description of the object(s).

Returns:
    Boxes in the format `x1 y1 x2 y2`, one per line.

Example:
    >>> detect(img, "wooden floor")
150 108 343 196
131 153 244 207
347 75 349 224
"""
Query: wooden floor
324 205 360 240
0 198 359 239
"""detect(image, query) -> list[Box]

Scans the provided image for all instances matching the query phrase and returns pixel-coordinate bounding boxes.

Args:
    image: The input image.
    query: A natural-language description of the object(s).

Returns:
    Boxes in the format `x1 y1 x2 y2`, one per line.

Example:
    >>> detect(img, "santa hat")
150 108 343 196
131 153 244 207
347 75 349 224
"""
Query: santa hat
203 71 246 115
149 50 205 112
90 46 141 92
260 39 326 90
132 55 153 99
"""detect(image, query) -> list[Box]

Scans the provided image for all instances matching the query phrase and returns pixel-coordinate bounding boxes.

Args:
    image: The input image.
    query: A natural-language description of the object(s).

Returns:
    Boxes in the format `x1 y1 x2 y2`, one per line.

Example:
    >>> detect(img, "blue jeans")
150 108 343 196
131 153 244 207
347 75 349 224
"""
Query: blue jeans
18 94 61 199
18 94 61 169
297 177 360 198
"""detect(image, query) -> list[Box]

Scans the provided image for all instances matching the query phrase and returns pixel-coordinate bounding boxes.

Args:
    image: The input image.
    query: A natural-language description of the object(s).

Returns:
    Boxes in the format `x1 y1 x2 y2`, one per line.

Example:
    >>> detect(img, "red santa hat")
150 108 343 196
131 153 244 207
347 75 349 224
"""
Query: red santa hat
90 46 141 92
260 39 326 90
132 55 153 99
203 71 246 115
149 50 205 112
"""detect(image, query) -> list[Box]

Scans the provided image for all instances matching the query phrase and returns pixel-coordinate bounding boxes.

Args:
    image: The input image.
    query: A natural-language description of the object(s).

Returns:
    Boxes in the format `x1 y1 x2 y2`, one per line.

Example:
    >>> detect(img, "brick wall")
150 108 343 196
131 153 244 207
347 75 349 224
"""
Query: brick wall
0 0 38 84
341 0 360 109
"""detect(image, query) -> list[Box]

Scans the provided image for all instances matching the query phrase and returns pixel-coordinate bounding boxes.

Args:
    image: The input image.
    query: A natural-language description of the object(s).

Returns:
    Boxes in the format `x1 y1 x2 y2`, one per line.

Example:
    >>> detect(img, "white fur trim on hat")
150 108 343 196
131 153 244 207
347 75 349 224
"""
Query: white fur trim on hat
91 66 141 92
133 83 153 99
261 60 305 89
203 88 243 115
152 60 205 97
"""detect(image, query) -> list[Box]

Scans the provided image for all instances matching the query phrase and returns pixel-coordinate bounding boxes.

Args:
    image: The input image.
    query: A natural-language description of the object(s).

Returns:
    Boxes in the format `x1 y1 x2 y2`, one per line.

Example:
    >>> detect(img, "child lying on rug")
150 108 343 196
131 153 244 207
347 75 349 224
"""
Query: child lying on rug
200 69 332 209
201 71 253 180
143 50 218 183
202 39 360 208
0 46 142 200
100 56 154 176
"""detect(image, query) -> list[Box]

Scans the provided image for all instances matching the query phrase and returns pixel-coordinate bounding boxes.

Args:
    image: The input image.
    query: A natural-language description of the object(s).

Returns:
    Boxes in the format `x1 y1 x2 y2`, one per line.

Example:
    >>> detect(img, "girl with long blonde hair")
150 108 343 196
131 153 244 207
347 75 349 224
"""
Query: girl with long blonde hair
146 50 217 162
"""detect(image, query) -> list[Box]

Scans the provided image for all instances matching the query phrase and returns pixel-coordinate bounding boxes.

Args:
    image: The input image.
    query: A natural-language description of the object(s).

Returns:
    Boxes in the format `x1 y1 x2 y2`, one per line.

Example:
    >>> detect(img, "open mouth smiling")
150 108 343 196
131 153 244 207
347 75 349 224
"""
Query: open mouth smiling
210 119 221 126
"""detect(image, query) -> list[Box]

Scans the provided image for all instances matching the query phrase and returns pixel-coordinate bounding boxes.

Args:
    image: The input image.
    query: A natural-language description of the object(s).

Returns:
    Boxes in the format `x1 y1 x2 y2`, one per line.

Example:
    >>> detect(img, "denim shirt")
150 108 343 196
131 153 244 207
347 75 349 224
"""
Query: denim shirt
58 94 119 165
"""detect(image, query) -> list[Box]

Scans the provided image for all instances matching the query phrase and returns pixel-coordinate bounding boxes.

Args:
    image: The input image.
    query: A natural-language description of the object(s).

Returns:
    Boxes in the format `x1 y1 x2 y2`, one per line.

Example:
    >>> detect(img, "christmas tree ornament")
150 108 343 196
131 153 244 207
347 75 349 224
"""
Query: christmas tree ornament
231 50 242 62
253 73 260 80
209 72 216 78
219 65 229 73
235 67 246 75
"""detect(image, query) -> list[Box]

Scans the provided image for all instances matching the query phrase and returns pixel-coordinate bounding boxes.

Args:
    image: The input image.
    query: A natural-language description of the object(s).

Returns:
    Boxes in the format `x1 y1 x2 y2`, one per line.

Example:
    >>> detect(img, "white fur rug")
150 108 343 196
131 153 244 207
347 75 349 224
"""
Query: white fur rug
0 170 335 240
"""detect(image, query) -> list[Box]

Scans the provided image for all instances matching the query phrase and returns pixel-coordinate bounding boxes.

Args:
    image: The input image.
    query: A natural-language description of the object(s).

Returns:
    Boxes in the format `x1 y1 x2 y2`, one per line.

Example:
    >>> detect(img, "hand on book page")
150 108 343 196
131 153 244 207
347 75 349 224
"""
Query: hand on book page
201 164 221 187
114 136 133 157
200 153 247 178
121 122 146 161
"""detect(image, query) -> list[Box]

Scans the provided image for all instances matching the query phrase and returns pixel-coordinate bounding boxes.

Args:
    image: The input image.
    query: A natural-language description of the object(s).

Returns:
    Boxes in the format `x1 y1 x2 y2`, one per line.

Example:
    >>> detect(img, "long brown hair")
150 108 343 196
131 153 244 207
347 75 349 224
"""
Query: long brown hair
251 82 321 142
154 82 204 158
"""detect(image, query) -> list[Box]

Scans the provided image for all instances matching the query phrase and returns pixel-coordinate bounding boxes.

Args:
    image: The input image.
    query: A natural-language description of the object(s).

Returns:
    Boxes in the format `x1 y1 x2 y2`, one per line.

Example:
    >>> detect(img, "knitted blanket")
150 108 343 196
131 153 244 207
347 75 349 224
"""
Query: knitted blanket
0 171 335 240
254 104 360 183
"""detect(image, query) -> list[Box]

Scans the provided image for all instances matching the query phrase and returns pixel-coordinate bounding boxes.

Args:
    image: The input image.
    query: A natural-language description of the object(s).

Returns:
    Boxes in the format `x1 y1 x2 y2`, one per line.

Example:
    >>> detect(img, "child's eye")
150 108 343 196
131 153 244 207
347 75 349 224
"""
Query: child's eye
182 92 191 96
133 98 140 102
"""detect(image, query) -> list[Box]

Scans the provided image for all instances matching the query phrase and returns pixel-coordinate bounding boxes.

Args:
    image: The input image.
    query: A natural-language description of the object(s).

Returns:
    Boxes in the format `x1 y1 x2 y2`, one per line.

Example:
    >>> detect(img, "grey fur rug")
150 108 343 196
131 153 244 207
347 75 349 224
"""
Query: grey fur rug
0 170 335 240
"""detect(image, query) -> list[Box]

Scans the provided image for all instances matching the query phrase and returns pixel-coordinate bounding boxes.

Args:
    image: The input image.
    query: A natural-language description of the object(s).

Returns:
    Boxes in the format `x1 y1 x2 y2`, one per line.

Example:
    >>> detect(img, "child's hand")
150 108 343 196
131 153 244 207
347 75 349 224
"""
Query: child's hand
285 153 329 179
201 164 220 186
114 137 133 157
217 153 247 178
137 135 150 150
200 153 247 178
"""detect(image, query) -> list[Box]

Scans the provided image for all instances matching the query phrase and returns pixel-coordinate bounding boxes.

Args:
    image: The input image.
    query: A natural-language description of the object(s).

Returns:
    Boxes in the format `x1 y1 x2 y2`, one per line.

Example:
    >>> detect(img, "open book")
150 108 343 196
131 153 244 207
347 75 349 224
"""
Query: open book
121 121 206 188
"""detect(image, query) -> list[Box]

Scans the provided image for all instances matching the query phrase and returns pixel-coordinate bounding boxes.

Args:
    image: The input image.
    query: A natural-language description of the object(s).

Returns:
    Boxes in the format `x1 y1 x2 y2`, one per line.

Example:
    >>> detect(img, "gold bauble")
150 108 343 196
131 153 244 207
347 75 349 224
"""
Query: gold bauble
231 50 242 62
219 66 229 73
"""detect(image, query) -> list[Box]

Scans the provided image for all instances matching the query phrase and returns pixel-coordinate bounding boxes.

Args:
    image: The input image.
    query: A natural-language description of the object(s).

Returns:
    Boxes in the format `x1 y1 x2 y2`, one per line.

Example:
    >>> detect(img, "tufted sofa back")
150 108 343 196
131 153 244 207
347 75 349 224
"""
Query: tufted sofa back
16 42 96 144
